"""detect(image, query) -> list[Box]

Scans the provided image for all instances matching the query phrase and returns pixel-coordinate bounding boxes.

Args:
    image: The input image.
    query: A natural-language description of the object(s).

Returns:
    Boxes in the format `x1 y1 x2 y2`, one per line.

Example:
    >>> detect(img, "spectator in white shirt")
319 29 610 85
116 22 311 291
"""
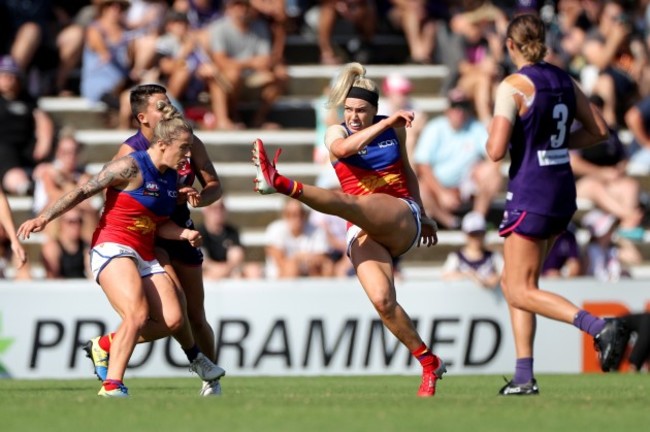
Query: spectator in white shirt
264 199 333 278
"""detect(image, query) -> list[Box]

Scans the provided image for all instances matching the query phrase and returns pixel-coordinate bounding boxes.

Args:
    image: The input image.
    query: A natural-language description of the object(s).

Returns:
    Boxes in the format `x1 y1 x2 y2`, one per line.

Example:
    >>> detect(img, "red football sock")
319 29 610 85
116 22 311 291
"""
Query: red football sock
102 379 123 391
98 333 115 352
274 174 303 198
412 343 437 372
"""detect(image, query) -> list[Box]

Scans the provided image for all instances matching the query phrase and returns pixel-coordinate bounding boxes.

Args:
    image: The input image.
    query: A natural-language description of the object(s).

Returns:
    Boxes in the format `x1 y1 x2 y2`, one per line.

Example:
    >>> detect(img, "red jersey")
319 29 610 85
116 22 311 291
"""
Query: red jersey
333 117 412 199
91 151 178 260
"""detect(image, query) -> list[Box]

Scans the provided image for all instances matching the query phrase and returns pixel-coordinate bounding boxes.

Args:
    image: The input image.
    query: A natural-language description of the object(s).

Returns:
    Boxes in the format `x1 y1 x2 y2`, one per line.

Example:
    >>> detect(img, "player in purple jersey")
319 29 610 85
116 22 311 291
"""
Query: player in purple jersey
96 84 225 396
486 14 628 395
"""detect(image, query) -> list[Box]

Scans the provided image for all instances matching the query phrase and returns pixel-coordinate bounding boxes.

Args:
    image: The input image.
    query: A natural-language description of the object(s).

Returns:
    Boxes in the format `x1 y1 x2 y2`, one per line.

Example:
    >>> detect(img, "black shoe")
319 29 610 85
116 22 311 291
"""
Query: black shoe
594 318 630 372
498 378 539 396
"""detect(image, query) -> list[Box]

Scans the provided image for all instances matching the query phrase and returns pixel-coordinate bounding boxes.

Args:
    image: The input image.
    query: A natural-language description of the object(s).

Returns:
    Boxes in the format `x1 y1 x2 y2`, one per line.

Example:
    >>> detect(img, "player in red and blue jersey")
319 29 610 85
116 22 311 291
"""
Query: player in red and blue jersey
252 62 446 398
18 104 224 397
90 149 178 265
486 14 628 395
109 84 225 396
333 117 412 200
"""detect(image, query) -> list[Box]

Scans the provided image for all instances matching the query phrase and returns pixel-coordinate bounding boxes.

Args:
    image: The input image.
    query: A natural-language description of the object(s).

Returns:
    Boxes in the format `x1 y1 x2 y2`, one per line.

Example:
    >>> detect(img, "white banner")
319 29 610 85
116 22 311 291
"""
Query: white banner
0 279 648 379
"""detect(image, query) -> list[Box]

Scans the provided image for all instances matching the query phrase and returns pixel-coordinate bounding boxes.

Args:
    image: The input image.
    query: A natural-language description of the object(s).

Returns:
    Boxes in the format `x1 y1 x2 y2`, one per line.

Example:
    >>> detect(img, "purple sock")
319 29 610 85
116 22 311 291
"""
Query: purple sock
573 310 606 337
513 357 534 384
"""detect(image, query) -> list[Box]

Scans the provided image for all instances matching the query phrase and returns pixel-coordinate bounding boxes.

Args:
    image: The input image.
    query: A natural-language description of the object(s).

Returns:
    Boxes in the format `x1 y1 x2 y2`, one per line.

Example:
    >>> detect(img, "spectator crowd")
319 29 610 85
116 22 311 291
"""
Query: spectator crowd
2 0 650 283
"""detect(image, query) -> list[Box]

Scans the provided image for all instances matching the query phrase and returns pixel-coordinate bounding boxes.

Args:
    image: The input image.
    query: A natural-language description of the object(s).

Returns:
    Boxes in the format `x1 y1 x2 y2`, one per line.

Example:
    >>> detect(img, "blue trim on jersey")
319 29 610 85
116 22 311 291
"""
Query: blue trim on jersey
338 116 401 170
124 132 195 227
125 151 178 217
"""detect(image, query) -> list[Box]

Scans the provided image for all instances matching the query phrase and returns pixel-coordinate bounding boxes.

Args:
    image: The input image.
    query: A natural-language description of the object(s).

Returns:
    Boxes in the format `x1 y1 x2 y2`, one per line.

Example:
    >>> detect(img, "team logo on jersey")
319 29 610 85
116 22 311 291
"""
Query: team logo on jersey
144 182 160 197
377 139 397 148
357 173 402 192
127 216 156 234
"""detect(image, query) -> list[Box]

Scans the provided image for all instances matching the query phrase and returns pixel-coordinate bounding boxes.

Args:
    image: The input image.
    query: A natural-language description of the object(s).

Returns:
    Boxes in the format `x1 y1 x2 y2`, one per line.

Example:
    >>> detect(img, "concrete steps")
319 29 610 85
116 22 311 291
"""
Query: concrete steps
39 64 450 130
15 216 650 273
74 129 317 164
43 95 448 132
87 162 321 195
11 189 650 263
283 64 449 96
18 61 650 278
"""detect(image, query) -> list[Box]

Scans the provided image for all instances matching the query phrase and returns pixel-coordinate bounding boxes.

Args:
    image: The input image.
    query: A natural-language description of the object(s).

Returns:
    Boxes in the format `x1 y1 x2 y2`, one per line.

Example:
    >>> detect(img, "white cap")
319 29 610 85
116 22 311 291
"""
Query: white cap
461 211 486 234
382 73 412 95
582 209 617 237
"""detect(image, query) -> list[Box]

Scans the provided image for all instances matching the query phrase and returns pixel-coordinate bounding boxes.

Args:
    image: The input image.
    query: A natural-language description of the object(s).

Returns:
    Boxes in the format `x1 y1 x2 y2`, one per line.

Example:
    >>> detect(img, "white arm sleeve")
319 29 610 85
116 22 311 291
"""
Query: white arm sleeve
493 80 520 124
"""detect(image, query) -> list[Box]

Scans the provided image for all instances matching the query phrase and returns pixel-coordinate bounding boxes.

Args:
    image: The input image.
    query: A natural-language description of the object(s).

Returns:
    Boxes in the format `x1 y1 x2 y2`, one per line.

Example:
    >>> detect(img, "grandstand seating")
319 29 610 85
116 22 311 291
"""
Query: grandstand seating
8 61 650 277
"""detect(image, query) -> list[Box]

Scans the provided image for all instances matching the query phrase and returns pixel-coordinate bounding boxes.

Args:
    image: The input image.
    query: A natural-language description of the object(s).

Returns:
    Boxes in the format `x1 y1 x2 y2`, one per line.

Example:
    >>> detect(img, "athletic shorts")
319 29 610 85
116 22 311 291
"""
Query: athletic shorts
498 209 573 240
155 218 204 266
90 242 165 282
155 237 204 266
346 198 422 258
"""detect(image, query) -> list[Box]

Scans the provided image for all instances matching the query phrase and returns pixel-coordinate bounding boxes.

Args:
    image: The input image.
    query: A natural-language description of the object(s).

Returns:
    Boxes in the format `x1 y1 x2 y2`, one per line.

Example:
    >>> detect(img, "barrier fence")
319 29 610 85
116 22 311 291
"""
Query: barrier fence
0 278 648 379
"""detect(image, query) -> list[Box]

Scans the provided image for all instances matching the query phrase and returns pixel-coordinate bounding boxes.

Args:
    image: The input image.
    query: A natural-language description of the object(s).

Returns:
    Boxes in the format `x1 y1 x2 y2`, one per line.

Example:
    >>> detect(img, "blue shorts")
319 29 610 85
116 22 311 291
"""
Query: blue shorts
498 209 573 240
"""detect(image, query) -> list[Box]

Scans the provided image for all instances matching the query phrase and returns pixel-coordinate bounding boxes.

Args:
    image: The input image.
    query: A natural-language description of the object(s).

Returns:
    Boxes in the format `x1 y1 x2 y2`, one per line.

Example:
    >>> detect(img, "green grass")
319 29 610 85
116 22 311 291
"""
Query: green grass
0 374 648 432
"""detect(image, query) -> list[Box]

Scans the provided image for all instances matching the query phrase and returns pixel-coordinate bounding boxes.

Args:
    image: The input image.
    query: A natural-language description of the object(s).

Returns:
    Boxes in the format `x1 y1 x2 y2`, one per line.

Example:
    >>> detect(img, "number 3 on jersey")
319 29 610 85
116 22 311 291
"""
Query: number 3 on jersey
550 103 568 148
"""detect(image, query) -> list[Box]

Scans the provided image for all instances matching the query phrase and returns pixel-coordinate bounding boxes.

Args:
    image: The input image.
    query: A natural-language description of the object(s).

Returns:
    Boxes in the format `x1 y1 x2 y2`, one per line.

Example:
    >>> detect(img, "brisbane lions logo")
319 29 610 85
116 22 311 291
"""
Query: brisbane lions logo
357 173 403 192
127 216 156 234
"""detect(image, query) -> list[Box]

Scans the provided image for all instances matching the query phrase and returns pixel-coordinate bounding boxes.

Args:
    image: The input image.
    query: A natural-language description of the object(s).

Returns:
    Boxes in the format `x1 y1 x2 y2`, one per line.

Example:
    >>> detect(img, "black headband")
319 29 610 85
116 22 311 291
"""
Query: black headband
346 86 379 107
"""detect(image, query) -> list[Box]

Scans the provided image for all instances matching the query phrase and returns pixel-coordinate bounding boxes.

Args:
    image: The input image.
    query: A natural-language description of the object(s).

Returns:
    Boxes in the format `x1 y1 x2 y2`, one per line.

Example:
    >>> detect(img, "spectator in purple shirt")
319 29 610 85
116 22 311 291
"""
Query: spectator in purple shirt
541 223 581 278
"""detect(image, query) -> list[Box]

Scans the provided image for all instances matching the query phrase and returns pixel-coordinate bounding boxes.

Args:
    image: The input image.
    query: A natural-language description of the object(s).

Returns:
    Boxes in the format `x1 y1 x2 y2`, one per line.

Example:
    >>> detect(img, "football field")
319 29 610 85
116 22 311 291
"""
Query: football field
1 374 648 432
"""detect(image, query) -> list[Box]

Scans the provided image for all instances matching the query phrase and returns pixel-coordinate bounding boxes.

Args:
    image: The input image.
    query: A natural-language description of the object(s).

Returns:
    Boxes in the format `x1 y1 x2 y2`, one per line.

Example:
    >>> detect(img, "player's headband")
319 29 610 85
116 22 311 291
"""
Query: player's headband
346 87 378 107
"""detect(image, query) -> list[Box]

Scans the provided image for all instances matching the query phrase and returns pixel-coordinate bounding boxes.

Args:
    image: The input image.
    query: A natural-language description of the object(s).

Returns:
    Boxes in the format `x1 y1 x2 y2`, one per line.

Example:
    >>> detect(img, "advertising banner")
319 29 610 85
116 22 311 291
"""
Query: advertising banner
0 279 648 379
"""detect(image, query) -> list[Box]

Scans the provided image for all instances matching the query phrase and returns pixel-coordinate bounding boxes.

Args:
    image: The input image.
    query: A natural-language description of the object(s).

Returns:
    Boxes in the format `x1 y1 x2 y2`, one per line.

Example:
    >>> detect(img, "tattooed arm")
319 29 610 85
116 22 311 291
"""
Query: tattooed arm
113 143 136 160
17 156 139 239
189 135 222 207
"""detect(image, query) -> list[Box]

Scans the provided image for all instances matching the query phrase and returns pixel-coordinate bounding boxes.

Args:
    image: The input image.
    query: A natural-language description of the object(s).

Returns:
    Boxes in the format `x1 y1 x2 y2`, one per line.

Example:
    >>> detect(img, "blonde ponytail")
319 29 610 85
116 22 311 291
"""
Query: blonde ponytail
326 62 379 108
152 101 193 143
